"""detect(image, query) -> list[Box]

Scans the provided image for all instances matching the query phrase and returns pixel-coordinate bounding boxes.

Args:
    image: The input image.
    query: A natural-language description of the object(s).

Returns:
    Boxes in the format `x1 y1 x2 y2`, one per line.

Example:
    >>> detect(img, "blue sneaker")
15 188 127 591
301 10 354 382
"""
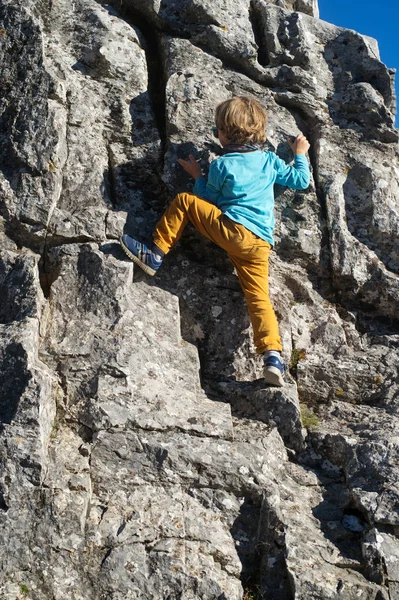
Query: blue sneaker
120 234 163 276
264 353 285 387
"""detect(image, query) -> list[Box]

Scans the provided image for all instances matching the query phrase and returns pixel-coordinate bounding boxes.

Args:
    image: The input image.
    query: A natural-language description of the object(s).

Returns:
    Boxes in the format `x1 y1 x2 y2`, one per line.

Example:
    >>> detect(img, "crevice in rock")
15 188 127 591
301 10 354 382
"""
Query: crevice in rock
38 256 51 300
272 95 321 181
272 96 333 275
238 526 265 599
75 422 94 445
129 421 231 442
256 493 293 600
38 236 63 300
99 2 168 155
100 547 112 569
106 146 117 210
249 0 271 67
46 234 99 247
288 342 305 382
304 127 334 281
0 489 9 512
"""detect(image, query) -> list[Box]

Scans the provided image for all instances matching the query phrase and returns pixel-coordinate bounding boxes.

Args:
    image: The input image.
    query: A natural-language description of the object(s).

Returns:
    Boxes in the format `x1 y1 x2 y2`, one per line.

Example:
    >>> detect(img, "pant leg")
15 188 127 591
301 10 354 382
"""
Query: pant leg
228 241 282 354
153 191 282 353
153 192 243 254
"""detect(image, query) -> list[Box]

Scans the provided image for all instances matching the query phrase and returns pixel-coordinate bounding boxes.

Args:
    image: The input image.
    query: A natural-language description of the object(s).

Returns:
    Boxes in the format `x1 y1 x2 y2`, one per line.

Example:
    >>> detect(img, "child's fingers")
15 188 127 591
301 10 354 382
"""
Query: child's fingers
288 134 310 150
178 158 190 169
178 156 197 165
178 161 192 175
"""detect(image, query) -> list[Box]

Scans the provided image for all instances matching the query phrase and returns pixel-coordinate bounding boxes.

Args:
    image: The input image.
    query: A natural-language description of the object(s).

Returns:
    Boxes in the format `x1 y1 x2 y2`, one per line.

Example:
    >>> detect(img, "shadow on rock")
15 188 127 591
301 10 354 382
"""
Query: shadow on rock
0 341 30 434
206 378 305 453
311 479 369 574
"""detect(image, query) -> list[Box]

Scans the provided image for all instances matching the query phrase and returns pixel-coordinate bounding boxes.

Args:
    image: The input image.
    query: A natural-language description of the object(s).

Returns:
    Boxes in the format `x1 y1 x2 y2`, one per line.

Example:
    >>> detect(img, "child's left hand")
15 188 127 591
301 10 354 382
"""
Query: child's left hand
178 155 202 180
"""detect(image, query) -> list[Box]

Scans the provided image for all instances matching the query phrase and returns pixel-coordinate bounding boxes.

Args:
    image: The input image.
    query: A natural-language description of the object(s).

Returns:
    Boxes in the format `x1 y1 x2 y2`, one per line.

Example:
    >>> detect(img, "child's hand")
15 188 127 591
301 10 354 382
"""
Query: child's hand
178 155 203 180
288 134 310 155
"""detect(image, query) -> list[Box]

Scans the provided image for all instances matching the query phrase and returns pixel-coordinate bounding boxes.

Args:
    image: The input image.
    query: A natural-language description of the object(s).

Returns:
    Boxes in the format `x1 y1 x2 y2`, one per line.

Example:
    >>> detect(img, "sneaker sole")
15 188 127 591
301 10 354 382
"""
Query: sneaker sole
120 237 157 276
264 366 285 387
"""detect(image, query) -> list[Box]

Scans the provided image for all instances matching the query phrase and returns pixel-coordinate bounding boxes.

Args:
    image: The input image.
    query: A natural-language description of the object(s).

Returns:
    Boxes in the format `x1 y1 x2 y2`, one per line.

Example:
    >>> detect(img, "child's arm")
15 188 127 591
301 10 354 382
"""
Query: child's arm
275 134 311 190
178 154 223 203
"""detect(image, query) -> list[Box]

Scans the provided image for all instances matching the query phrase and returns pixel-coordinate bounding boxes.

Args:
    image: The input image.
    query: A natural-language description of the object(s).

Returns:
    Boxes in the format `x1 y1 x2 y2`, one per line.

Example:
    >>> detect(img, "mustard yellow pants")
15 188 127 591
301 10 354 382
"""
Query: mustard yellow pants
153 193 282 354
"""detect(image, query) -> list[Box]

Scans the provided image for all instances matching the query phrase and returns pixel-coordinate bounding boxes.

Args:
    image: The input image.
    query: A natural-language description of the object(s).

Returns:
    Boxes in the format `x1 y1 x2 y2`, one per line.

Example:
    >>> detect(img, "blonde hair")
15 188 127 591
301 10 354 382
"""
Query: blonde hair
215 96 267 144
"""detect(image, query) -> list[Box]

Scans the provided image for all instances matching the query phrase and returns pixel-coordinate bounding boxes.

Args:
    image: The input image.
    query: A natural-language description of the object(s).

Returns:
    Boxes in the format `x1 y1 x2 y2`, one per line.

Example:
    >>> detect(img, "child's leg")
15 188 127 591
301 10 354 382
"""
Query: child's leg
153 192 235 254
122 193 243 275
155 196 281 352
228 241 282 354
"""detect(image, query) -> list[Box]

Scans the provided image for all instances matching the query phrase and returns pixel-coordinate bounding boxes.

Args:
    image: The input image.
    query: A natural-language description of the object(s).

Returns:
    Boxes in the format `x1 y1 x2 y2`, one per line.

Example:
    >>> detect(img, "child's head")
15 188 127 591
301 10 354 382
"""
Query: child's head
214 96 267 145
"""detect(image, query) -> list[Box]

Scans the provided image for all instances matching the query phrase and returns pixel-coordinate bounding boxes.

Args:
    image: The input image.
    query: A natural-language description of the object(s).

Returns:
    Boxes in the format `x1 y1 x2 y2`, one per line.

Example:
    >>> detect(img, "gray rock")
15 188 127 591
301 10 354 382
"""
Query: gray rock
0 0 399 597
1 0 161 247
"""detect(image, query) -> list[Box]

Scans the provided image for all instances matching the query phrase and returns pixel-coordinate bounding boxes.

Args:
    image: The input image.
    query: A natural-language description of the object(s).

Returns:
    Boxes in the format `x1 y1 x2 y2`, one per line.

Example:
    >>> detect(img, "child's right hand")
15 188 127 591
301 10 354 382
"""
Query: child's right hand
288 134 310 155
178 155 203 180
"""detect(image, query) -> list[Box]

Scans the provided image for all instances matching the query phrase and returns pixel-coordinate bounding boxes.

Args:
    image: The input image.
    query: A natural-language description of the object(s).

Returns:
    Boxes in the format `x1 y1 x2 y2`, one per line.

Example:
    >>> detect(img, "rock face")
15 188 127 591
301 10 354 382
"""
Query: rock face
0 0 398 598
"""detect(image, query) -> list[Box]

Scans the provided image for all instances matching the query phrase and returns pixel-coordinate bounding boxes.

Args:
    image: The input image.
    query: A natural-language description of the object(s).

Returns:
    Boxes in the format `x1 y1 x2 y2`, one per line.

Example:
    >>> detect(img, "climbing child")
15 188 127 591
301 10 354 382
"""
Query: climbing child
120 96 310 386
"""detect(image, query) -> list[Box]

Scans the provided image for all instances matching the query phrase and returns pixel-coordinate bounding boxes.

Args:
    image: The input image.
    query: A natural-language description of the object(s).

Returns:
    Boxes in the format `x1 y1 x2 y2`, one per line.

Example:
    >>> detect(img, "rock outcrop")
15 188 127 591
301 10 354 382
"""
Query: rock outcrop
0 0 398 598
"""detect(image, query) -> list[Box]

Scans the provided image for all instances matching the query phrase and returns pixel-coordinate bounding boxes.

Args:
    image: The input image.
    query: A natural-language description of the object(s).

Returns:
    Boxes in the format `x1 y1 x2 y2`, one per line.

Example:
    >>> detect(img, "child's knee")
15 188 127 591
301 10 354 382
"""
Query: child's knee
175 192 196 208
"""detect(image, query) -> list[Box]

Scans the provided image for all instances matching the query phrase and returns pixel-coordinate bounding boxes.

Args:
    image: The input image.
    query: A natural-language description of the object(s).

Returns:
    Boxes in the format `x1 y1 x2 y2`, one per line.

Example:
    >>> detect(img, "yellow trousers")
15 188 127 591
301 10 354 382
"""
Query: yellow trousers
153 193 282 354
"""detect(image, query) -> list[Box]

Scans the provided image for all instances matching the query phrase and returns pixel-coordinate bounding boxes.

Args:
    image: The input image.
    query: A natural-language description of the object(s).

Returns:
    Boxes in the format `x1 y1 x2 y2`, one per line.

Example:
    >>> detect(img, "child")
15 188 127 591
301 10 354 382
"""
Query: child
121 96 310 386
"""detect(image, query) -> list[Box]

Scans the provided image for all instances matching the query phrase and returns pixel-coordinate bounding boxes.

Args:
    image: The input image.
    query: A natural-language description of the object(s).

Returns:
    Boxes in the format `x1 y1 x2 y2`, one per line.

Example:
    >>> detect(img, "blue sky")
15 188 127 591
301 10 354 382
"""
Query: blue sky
318 0 399 127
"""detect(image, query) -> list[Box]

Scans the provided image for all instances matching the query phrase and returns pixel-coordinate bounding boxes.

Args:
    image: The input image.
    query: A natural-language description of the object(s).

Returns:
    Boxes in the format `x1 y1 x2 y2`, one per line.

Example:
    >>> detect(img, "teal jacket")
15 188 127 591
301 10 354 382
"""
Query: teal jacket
193 151 310 245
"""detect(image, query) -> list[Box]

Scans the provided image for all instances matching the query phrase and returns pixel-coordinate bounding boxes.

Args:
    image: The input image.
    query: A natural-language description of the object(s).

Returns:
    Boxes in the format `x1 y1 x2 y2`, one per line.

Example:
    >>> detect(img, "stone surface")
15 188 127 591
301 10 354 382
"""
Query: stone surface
1 0 399 598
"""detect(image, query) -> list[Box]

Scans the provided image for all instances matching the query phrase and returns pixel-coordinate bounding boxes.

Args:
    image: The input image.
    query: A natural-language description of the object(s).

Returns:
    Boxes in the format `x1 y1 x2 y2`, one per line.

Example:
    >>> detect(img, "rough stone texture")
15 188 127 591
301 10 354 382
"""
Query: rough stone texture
0 0 399 598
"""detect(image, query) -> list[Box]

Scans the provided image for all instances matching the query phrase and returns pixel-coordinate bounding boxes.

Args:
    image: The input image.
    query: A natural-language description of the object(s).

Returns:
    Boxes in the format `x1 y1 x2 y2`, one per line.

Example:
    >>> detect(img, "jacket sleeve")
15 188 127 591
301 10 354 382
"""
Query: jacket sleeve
193 159 224 204
274 154 310 190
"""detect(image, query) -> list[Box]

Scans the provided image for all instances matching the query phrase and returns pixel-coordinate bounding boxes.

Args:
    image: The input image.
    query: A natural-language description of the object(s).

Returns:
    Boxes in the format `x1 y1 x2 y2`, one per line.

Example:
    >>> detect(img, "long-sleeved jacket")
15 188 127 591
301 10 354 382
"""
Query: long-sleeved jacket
193 150 310 245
